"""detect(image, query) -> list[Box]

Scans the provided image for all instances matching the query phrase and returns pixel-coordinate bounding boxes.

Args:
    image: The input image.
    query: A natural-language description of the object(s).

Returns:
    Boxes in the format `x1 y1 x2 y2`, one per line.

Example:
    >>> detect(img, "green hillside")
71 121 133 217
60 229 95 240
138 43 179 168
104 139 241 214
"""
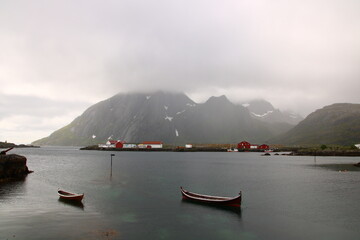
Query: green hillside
272 103 360 146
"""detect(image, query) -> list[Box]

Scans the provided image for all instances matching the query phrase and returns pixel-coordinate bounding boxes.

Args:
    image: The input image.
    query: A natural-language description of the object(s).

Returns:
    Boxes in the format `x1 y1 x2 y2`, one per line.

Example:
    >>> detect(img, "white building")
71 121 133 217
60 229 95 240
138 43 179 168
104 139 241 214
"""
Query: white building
123 143 138 149
140 141 163 149
99 140 118 148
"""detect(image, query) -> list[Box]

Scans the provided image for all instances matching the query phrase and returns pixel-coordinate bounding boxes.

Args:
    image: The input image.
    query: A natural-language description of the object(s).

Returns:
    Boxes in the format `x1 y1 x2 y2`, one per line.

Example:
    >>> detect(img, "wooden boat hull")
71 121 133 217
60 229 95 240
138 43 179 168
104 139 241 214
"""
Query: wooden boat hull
58 190 84 201
180 187 241 208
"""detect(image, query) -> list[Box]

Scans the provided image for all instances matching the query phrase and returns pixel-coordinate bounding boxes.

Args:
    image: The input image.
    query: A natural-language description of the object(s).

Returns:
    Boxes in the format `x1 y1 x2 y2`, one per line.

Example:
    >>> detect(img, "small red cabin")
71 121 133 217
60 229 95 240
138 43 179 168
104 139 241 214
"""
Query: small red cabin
107 140 124 149
258 144 270 150
141 141 163 149
237 141 251 149
115 141 124 149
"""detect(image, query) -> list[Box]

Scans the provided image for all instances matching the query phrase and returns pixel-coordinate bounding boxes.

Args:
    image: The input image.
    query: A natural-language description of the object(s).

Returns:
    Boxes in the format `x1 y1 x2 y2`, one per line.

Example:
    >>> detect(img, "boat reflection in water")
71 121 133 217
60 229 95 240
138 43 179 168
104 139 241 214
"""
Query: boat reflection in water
58 197 84 210
181 198 242 218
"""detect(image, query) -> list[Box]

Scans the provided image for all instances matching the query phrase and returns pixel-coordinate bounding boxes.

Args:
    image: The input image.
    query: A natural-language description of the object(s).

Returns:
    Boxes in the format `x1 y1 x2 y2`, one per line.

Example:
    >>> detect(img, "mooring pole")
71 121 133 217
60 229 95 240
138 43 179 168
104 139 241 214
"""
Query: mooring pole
110 154 115 179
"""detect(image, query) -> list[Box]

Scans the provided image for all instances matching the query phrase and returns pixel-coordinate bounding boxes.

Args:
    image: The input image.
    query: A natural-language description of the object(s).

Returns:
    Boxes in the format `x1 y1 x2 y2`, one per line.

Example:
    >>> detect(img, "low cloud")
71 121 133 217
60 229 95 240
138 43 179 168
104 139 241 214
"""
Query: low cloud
1 0 360 143
0 93 90 143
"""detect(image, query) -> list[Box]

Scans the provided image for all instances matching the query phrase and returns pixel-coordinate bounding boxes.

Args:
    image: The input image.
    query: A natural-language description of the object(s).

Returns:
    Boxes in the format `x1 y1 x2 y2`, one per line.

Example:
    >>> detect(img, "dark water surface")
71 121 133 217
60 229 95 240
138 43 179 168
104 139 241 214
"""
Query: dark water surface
1 147 360 240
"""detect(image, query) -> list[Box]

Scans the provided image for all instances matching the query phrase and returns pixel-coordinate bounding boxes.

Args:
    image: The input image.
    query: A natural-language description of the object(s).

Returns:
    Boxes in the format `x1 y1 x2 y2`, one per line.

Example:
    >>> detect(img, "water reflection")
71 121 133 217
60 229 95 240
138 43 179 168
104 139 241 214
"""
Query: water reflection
0 179 27 200
58 198 84 210
181 199 242 219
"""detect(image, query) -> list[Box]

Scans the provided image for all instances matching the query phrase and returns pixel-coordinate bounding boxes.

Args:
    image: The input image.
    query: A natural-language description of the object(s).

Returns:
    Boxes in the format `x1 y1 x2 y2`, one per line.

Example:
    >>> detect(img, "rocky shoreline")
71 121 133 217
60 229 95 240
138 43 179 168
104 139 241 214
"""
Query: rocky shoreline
0 154 33 183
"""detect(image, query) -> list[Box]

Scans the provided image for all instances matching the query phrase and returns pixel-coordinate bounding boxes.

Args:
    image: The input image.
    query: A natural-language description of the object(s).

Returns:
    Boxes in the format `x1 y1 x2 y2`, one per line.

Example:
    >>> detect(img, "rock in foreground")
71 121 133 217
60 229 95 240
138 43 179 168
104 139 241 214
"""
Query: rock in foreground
0 154 32 182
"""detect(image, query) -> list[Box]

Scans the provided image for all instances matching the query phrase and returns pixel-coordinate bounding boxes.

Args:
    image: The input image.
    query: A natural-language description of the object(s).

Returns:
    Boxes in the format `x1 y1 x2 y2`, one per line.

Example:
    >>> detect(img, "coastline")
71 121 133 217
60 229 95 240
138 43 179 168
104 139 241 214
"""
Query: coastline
80 145 360 156
80 145 268 152
0 142 40 149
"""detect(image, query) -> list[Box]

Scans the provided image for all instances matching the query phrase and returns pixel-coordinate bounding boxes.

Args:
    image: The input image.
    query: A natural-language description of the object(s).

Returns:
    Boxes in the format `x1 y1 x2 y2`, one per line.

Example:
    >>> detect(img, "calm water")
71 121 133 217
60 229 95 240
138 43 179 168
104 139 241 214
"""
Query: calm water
1 147 360 240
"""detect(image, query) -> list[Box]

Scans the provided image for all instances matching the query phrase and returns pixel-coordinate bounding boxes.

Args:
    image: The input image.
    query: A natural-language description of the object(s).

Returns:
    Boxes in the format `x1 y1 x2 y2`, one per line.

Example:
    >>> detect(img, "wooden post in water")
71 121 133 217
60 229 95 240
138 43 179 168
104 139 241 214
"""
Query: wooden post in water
110 154 115 179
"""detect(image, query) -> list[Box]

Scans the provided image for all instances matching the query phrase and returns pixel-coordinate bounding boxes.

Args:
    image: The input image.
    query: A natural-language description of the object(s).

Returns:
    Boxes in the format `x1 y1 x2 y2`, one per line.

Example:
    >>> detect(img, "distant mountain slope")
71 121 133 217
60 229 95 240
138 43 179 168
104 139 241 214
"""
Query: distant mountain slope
272 103 360 145
242 99 303 125
174 95 273 143
33 91 296 146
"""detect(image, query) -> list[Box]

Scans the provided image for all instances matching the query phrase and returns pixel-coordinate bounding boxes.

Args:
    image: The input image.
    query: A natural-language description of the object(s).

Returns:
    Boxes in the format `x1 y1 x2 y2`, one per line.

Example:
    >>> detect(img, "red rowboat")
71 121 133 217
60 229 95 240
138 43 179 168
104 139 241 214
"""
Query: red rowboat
58 190 84 201
180 187 241 208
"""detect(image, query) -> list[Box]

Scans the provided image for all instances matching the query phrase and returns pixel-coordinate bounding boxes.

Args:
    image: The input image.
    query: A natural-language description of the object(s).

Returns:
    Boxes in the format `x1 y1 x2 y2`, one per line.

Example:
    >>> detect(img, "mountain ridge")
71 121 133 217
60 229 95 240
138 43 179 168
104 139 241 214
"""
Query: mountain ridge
32 91 297 146
242 99 303 125
271 103 360 145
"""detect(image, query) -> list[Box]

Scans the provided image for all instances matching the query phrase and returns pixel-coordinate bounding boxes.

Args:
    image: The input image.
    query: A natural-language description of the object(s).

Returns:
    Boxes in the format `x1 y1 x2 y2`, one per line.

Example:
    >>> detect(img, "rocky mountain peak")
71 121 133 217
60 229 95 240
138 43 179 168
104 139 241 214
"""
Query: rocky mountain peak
205 95 233 106
243 99 275 115
241 99 303 125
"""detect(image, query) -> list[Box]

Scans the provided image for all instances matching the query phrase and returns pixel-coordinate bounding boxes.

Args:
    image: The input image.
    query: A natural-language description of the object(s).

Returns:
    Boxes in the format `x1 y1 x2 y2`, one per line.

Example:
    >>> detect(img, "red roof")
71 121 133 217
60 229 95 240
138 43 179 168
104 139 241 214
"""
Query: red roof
142 141 163 144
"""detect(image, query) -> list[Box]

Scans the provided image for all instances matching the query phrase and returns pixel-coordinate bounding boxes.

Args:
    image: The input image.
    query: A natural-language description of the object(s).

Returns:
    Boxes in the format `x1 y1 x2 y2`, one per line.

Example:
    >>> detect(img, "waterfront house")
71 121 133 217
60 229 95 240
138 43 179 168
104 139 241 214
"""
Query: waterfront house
123 143 138 149
237 141 269 150
99 140 124 148
258 144 270 150
139 141 163 149
237 141 251 149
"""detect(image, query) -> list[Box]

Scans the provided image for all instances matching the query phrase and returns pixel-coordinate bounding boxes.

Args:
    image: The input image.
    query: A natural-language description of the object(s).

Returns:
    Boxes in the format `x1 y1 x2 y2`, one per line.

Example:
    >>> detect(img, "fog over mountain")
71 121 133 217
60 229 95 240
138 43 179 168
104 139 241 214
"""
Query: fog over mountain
242 100 303 125
1 0 360 143
33 92 294 146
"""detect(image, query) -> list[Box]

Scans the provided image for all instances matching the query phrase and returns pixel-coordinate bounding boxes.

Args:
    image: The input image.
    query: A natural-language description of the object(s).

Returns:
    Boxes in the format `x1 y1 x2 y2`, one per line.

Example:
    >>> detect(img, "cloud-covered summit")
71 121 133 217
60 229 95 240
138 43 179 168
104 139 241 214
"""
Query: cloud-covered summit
1 0 360 143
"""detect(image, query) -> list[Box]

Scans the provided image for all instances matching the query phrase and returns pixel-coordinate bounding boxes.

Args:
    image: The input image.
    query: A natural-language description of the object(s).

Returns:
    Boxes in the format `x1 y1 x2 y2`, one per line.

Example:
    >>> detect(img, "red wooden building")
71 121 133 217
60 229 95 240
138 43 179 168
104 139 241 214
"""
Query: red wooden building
258 144 270 150
237 141 269 150
237 141 251 149
106 140 124 148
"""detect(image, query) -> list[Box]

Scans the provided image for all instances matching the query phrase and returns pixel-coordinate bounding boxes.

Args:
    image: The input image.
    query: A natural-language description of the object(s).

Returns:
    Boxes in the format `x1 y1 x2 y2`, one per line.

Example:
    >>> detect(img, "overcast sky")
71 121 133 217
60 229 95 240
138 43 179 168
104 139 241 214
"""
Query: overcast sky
1 0 360 144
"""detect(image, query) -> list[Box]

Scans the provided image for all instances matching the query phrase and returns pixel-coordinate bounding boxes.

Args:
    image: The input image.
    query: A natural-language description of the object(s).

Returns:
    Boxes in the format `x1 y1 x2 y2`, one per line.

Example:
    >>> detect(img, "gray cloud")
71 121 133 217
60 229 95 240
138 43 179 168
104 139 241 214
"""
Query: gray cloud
1 0 360 143
0 94 90 120
0 93 91 143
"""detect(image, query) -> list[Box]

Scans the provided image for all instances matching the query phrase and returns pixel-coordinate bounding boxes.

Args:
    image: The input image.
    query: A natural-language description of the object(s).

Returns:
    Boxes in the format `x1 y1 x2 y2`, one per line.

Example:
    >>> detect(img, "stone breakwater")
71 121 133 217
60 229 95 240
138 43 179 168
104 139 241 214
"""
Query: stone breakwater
0 154 32 182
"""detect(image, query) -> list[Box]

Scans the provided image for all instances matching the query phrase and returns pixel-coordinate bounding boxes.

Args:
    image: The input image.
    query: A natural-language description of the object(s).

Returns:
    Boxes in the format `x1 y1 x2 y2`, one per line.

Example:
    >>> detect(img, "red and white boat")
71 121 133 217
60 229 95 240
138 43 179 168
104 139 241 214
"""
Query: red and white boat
58 189 84 201
180 187 241 208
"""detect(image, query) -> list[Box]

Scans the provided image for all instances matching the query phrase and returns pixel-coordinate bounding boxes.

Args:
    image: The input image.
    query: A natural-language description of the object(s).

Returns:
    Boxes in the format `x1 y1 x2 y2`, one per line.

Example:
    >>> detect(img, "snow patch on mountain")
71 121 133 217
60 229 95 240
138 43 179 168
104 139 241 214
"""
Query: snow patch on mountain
251 111 273 118
175 129 179 137
165 116 173 121
164 106 168 110
186 103 196 107
176 110 186 115
242 103 250 108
